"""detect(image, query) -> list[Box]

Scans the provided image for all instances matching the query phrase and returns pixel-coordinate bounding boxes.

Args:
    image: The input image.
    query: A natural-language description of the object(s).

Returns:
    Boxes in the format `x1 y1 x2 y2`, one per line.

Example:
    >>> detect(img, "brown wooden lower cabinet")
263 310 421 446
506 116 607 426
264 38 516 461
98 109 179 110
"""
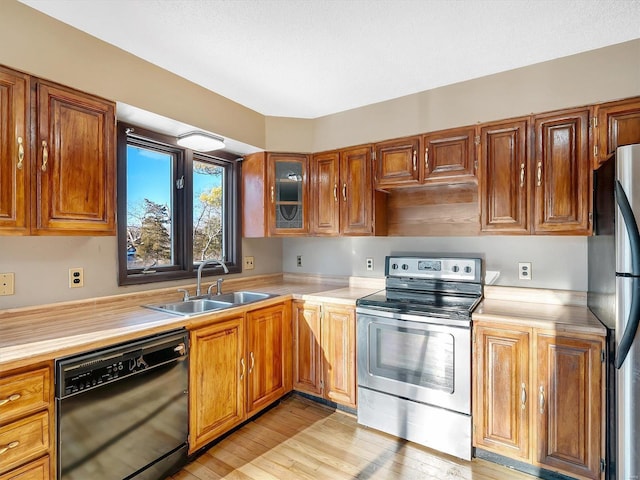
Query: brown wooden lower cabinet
293 301 356 409
0 456 49 480
189 302 291 453
473 322 604 480
189 315 245 452
0 364 53 479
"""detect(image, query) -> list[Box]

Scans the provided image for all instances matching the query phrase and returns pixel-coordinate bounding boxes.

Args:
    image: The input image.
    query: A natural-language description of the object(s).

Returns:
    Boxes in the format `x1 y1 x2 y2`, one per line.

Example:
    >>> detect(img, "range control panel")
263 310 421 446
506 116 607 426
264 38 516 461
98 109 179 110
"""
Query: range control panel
385 255 482 283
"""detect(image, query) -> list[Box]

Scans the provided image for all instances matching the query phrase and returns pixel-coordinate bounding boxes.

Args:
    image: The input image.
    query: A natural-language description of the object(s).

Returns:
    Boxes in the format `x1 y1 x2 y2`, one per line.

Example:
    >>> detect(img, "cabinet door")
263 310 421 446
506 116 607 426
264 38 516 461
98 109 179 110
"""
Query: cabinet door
535 334 603 480
0 67 29 234
246 304 287 415
322 304 356 408
423 126 476 184
267 153 309 236
479 119 529 233
373 137 421 189
474 325 530 460
310 151 340 236
292 301 323 396
595 96 640 168
533 109 591 234
189 317 245 452
340 145 373 235
34 80 115 235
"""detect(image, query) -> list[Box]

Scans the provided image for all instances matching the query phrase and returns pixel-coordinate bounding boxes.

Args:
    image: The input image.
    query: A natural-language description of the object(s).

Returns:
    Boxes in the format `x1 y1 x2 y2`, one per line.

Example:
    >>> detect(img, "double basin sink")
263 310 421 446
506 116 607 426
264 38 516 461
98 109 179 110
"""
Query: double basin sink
145 291 276 316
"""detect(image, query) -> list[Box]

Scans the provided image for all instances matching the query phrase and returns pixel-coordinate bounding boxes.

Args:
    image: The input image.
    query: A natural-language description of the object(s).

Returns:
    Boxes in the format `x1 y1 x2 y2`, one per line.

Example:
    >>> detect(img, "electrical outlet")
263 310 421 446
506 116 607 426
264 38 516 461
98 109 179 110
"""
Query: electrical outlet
296 255 302 268
69 268 84 288
0 273 15 296
518 262 532 280
244 256 255 270
366 258 374 271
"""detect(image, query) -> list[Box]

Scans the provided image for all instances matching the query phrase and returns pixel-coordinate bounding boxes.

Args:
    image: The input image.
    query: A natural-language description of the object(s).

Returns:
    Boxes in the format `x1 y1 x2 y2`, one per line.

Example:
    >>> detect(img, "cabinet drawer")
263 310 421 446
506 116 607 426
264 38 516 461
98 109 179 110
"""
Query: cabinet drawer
0 456 49 480
0 412 49 474
0 369 50 424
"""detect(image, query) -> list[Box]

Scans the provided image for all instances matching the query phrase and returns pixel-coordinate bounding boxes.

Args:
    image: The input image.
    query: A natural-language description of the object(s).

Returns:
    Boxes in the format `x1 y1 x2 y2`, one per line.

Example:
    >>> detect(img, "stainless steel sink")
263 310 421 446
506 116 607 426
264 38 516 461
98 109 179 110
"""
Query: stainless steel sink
145 298 233 316
144 291 275 316
212 291 272 304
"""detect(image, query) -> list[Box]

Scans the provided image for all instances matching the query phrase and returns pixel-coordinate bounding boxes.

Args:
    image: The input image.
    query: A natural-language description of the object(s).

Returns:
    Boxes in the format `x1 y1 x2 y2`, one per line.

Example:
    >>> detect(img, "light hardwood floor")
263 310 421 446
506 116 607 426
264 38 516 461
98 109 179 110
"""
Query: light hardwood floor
169 394 538 480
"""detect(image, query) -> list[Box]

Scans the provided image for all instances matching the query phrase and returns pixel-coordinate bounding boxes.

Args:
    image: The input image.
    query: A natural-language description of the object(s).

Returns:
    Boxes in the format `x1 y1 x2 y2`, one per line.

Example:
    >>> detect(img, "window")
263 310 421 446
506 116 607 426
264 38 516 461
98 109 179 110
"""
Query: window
117 123 241 285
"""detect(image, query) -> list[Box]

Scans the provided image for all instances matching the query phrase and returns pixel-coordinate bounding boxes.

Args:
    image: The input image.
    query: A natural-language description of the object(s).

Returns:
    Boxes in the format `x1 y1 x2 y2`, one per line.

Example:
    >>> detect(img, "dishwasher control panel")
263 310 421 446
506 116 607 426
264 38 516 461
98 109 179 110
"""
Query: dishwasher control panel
55 330 188 398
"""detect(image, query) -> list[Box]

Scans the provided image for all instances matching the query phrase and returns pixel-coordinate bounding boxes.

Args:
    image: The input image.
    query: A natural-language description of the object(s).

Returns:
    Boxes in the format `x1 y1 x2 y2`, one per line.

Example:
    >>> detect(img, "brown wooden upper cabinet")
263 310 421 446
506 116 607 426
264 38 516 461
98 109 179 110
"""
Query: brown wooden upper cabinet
373 127 476 190
479 118 530 233
423 126 476 184
533 108 591 234
311 145 385 236
594 96 640 168
479 108 591 235
0 66 29 234
0 65 116 236
373 136 421 189
242 152 309 237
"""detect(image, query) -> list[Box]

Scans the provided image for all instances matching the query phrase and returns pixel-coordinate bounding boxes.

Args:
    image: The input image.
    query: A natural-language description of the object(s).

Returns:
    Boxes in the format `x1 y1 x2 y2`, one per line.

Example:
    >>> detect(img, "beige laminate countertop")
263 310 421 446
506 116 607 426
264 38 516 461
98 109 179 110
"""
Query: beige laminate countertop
474 292 606 337
0 275 380 372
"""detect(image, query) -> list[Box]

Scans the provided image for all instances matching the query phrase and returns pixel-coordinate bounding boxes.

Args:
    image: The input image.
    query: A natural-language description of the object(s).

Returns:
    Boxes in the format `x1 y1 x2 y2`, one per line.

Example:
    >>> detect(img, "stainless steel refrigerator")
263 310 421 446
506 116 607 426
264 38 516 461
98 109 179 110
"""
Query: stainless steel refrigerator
589 143 640 480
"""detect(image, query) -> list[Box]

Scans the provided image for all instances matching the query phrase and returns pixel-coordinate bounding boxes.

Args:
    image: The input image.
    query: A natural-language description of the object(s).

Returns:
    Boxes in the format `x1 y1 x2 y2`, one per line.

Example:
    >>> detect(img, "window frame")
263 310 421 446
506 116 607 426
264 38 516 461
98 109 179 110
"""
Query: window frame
117 122 241 286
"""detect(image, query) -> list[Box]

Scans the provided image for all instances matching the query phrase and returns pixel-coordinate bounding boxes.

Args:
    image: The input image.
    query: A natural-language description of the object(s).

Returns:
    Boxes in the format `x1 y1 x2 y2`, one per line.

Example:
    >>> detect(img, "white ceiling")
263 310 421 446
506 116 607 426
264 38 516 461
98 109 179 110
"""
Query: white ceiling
18 0 640 120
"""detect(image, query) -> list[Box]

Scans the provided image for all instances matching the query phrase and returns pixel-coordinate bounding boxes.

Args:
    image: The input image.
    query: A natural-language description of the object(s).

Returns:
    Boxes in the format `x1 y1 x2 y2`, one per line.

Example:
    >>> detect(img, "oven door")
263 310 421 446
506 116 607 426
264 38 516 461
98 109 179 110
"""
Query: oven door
356 308 470 414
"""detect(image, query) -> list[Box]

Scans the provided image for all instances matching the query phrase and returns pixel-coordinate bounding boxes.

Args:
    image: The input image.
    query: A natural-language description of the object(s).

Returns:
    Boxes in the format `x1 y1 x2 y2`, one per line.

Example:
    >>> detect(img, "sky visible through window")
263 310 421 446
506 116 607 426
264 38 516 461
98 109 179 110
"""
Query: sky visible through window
126 146 221 220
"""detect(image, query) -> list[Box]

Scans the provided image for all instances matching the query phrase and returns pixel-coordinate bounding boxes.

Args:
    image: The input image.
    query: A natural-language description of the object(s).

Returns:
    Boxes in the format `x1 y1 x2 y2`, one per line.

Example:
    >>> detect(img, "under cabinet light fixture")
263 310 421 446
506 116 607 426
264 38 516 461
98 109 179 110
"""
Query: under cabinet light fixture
176 131 225 152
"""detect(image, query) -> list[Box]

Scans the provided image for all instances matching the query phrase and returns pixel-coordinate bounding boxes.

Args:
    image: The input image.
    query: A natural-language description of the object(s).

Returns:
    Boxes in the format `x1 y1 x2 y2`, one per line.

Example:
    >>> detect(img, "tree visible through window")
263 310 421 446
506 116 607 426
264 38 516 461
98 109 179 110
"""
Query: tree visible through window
117 123 240 285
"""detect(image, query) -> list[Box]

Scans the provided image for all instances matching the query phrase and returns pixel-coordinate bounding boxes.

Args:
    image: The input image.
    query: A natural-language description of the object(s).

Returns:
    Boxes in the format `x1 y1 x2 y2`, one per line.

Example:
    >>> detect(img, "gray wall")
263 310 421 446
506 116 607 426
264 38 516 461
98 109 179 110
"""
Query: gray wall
283 236 588 291
0 237 283 309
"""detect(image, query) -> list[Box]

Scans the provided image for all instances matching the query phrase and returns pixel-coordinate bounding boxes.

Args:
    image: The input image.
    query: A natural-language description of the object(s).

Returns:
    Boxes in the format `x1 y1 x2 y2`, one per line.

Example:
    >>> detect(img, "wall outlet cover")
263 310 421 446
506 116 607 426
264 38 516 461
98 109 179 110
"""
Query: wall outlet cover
518 262 532 280
69 267 84 288
0 273 15 296
366 258 374 271
296 255 302 267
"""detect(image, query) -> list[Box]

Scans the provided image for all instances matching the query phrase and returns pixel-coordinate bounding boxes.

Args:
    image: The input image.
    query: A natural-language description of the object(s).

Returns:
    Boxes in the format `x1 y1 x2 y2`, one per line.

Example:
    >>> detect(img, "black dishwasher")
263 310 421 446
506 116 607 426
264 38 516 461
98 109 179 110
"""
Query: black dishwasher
55 329 189 480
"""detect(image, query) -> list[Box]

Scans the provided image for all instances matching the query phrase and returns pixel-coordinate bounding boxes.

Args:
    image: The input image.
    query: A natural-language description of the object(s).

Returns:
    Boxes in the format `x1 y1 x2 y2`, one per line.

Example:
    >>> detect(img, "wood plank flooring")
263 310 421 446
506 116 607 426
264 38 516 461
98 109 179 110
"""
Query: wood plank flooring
168 394 538 480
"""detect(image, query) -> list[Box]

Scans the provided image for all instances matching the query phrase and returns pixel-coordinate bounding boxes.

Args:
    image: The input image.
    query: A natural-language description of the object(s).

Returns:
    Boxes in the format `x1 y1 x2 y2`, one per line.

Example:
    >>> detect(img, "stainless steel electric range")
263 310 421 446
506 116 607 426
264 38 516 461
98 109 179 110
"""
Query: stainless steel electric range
356 255 483 460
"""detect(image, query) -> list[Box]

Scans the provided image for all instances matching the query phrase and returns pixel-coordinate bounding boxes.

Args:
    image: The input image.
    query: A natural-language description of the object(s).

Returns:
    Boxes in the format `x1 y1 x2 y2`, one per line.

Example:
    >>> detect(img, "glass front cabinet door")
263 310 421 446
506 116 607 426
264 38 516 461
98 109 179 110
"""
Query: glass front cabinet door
267 153 309 235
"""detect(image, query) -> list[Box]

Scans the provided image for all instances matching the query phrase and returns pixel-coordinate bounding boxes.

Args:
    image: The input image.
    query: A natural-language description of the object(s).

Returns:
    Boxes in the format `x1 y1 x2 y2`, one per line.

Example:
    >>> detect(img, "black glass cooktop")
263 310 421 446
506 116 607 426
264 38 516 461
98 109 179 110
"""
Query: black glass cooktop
356 288 481 319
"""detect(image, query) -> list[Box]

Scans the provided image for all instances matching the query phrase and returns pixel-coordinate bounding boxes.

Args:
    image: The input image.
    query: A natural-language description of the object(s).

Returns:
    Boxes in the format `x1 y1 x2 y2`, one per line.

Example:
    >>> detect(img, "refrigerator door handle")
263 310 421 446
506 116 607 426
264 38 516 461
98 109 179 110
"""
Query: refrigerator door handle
615 180 640 275
615 277 640 368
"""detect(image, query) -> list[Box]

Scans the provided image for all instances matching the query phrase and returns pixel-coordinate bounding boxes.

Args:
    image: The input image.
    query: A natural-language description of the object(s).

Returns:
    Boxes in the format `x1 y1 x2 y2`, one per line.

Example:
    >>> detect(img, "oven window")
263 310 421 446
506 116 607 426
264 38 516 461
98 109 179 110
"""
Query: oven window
369 324 454 393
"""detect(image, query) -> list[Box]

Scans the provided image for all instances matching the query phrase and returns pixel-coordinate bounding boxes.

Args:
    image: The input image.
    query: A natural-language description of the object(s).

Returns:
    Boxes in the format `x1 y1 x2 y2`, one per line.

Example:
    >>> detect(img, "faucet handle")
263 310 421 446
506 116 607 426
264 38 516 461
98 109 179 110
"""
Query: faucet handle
177 288 190 301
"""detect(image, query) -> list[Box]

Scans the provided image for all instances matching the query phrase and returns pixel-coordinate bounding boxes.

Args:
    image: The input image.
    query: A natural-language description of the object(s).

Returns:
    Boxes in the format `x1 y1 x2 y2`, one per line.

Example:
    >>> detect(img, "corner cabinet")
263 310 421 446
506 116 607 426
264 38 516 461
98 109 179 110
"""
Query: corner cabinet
242 152 309 237
0 65 115 236
473 323 604 480
594 96 640 168
293 301 357 408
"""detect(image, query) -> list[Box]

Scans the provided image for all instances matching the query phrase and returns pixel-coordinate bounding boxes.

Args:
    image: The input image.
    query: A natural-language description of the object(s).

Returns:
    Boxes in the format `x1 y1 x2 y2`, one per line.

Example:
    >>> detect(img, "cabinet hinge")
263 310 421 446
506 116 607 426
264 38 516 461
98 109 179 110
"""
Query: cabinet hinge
594 145 599 158
592 117 598 129
600 458 606 473
372 151 376 162
601 350 606 363
320 307 323 321
589 212 593 224
474 135 480 146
